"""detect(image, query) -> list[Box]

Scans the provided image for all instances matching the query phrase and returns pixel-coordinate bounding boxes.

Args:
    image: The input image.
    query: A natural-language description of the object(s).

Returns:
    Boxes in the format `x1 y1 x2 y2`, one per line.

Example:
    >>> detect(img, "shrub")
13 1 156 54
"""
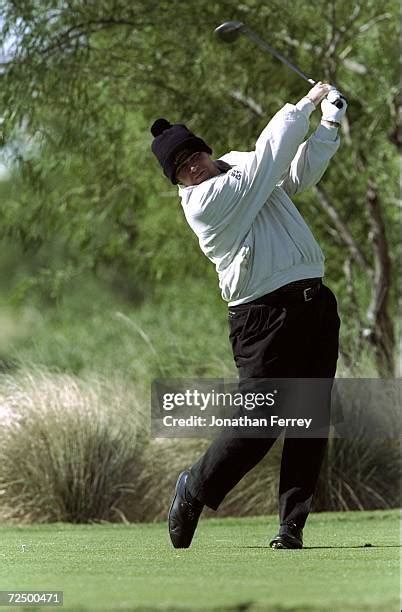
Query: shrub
0 368 399 524
121 433 400 522
314 388 400 511
315 437 400 511
0 367 146 523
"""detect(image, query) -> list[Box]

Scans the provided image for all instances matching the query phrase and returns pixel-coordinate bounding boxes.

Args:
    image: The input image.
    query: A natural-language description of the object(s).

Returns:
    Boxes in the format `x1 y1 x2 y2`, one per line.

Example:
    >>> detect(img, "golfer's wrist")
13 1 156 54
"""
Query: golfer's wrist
296 97 316 116
321 119 341 128
305 95 318 107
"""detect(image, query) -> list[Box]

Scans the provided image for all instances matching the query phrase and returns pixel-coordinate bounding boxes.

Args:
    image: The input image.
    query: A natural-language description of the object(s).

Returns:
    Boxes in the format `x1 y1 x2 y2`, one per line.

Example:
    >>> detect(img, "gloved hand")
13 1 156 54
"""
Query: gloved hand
321 89 348 123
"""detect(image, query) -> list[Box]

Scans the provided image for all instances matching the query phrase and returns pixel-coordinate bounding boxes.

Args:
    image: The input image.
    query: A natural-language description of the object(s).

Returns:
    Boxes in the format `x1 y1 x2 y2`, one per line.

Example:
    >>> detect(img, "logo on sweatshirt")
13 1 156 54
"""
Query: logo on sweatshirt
230 169 242 180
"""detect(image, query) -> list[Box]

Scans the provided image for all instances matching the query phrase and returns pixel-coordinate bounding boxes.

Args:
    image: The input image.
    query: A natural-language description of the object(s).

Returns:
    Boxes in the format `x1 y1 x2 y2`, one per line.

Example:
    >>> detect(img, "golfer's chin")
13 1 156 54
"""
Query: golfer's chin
191 169 211 185
179 168 217 187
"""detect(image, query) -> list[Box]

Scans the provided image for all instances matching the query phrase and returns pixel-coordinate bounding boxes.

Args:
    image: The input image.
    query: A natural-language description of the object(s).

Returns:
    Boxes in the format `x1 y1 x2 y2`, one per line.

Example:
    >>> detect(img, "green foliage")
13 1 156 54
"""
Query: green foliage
0 0 399 379
0 0 399 293
1 275 233 381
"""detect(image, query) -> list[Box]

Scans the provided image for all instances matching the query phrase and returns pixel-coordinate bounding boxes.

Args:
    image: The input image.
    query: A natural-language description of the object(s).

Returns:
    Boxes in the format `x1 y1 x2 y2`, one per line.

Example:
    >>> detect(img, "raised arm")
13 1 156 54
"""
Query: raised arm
186 83 333 238
279 88 347 197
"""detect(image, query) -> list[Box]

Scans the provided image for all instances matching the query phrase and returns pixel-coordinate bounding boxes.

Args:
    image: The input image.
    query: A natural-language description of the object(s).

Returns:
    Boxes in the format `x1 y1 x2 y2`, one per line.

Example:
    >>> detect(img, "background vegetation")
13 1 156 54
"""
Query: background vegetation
0 0 399 523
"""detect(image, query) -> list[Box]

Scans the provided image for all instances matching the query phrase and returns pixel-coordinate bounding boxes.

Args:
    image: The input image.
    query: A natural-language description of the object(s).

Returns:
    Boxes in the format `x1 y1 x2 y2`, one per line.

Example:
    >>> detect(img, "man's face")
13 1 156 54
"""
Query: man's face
175 151 220 186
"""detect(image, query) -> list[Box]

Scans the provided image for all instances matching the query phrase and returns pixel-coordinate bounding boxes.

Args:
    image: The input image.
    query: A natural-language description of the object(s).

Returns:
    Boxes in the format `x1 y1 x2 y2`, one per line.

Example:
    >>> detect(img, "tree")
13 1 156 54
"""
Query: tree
0 0 399 373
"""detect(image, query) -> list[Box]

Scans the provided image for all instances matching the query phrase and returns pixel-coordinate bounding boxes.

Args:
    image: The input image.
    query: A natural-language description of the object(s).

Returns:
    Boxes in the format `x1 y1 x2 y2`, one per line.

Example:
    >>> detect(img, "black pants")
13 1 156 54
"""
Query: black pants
187 283 340 528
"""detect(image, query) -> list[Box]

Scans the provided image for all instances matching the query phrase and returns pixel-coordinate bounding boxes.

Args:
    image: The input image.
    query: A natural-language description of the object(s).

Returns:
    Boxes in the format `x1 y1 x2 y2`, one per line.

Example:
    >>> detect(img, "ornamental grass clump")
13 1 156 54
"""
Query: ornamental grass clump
315 436 400 511
0 368 146 523
315 386 400 511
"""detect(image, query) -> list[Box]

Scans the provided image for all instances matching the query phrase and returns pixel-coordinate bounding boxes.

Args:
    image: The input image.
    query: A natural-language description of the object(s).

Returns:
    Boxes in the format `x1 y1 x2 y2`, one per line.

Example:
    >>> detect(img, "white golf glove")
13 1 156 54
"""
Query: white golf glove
321 88 347 124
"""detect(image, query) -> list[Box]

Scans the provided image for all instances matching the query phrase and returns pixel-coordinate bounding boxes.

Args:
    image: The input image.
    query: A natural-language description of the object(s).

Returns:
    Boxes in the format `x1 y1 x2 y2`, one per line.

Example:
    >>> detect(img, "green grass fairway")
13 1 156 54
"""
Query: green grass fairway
0 510 400 611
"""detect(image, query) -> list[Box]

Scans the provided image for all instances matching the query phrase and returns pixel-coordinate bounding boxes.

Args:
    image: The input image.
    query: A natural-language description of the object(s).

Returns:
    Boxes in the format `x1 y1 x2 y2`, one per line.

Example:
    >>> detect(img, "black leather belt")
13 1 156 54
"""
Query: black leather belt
230 278 322 310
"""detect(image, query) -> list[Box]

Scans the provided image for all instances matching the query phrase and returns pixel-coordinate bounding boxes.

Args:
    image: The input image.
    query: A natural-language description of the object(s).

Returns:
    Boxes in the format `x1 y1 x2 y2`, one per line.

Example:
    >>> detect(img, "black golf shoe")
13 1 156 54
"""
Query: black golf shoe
269 521 303 549
168 470 204 548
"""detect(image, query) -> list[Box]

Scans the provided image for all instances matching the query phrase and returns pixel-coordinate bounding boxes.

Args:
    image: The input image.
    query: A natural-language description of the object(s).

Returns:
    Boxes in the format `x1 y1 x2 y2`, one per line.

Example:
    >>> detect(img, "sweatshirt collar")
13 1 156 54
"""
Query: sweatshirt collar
178 159 232 194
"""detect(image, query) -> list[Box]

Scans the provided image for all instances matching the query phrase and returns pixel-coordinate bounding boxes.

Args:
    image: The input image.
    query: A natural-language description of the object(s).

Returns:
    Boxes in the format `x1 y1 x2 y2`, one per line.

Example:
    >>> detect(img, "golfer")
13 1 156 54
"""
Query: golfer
151 81 346 549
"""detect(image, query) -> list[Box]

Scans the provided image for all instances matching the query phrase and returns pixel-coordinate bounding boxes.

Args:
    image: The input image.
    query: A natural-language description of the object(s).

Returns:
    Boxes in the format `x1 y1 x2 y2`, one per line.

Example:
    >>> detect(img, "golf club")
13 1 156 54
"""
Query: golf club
214 21 345 109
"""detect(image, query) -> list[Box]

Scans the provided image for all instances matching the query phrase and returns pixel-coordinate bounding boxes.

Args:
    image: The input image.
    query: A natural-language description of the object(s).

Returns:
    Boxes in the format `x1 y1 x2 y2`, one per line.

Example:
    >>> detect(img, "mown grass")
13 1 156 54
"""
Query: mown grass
0 510 399 611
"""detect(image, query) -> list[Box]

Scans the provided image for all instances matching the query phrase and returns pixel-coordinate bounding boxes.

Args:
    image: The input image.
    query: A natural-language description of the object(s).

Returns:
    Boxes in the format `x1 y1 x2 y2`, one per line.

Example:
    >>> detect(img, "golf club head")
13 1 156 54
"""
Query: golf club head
214 21 245 43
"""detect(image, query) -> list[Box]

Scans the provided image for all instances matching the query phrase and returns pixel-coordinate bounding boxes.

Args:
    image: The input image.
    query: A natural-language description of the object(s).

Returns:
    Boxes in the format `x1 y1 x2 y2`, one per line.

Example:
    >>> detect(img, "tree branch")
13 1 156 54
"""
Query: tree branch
363 181 395 376
38 19 140 57
314 185 372 273
229 90 264 118
365 182 392 323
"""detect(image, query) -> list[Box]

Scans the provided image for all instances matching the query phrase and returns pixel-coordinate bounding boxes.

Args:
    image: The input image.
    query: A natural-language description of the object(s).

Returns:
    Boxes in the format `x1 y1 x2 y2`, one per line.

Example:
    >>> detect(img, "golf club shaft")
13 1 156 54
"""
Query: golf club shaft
241 26 315 85
215 21 345 109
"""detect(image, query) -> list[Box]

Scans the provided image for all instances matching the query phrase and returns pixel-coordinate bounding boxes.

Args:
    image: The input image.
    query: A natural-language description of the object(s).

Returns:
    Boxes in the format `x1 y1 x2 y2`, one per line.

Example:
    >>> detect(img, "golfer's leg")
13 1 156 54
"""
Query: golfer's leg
278 436 328 527
278 284 340 527
187 303 287 510
188 434 276 510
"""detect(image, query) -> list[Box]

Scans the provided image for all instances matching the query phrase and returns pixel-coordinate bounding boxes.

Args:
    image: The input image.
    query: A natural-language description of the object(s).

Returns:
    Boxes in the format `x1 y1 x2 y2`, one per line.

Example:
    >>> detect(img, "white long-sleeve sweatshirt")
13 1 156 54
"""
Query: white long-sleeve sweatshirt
178 97 340 306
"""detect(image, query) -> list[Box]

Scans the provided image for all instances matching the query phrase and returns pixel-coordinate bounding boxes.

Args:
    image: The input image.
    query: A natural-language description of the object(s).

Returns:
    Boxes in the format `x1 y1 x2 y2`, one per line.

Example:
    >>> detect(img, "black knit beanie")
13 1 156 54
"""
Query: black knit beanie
150 118 212 184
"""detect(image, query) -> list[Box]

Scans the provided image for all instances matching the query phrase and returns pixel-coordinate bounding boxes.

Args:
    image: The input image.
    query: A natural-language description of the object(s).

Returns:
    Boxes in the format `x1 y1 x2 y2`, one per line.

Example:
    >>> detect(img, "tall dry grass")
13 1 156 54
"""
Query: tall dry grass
0 367 399 524
120 435 399 522
0 367 146 523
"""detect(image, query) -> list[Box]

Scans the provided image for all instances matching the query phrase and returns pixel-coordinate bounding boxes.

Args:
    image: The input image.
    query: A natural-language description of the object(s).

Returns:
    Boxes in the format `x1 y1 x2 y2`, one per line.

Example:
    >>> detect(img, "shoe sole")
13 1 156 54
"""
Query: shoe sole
269 535 303 550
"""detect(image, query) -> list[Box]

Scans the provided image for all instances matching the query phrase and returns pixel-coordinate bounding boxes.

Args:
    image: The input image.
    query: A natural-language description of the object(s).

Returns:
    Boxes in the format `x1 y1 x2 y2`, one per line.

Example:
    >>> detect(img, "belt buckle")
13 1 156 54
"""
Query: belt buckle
303 286 313 302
